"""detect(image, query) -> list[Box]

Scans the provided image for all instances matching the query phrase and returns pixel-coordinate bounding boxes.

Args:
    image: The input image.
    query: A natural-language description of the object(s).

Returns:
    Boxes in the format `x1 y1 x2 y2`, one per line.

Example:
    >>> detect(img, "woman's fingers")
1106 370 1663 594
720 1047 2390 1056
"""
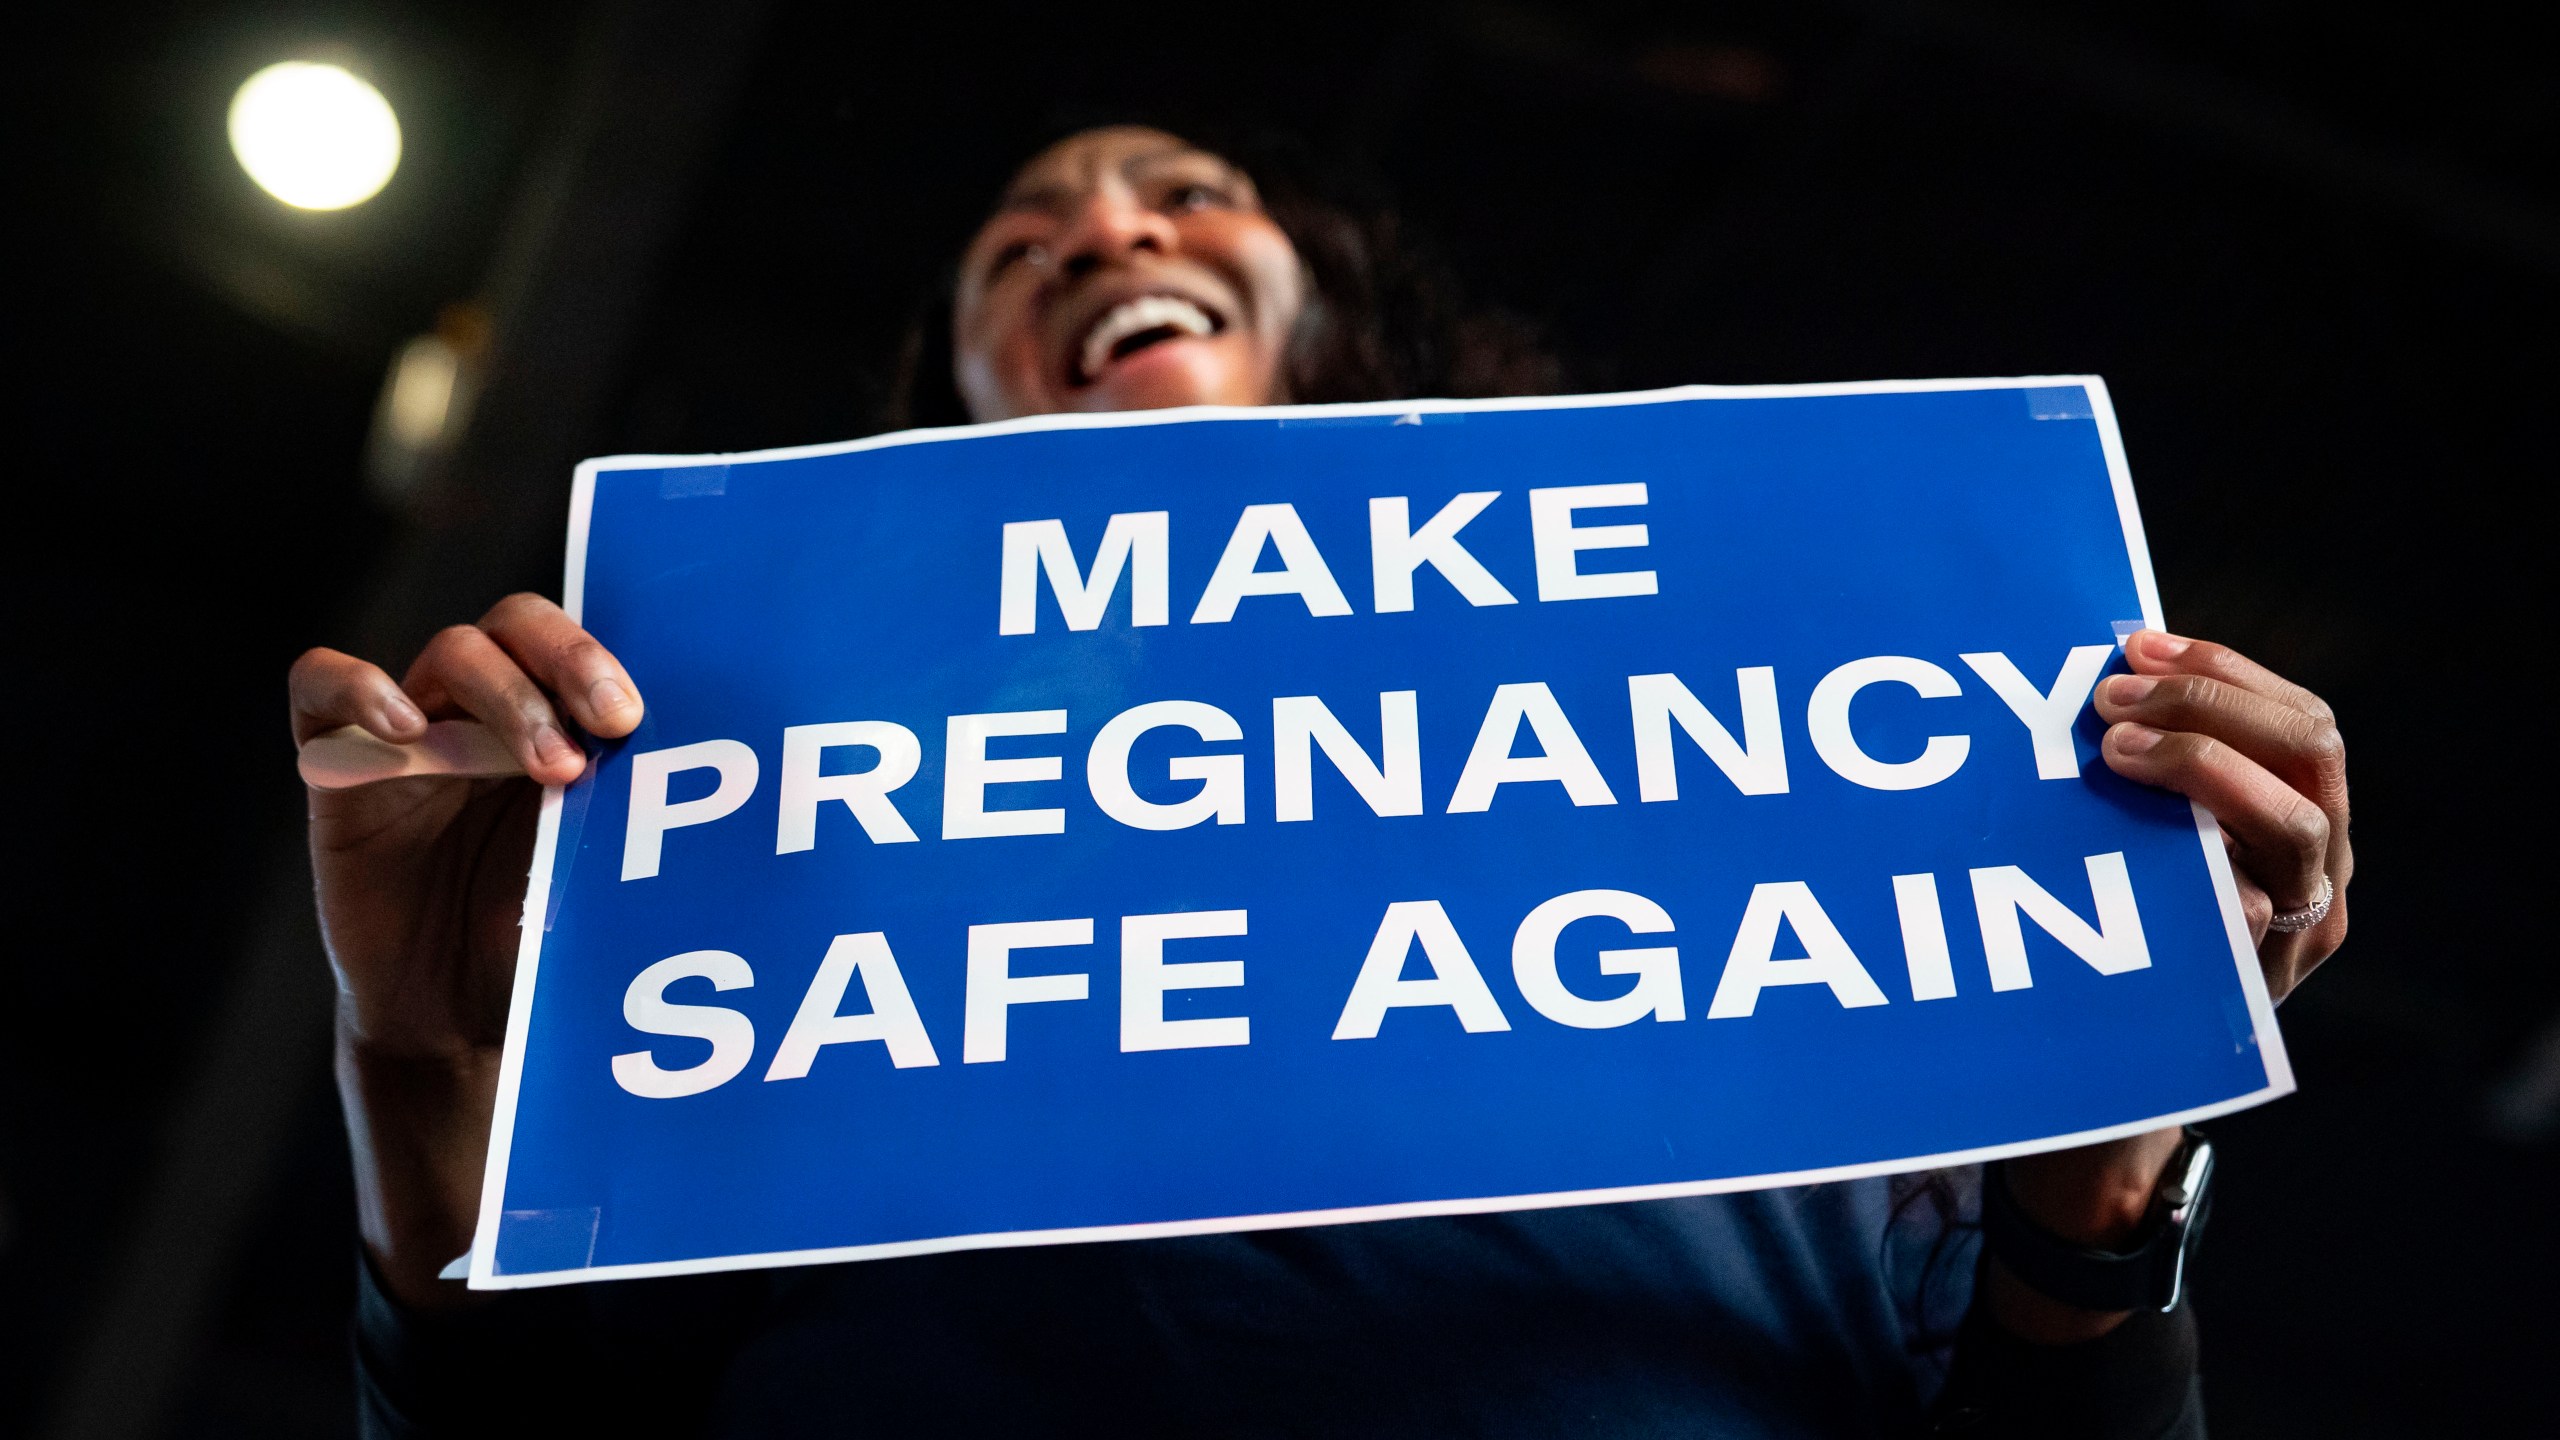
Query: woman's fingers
289 648 428 745
289 596 636 792
2092 669 2347 820
2222 833 2274 944
2105 632 2349 1001
2124 630 2332 724
2102 723 2329 911
477 592 646 739
404 623 588 785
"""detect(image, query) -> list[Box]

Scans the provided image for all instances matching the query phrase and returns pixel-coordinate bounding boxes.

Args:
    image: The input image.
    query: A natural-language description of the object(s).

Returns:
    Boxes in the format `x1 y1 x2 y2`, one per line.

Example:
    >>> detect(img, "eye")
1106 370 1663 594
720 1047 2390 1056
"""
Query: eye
1164 182 1233 214
986 241 1036 277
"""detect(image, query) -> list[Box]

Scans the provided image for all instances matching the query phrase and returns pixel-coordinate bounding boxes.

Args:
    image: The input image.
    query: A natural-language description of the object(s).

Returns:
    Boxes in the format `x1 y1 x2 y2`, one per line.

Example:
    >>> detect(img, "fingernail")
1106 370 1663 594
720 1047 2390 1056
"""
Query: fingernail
589 678 634 717
2105 674 2157 704
2112 723 2165 754
2141 631 2193 658
534 724 580 767
381 694 425 730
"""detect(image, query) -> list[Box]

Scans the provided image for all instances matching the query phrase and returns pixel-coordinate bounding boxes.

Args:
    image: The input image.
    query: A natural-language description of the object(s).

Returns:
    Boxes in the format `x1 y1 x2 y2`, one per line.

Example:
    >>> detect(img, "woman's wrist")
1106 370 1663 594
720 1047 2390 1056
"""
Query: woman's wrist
2004 1127 2185 1248
335 1021 504 1310
1982 1127 2187 1344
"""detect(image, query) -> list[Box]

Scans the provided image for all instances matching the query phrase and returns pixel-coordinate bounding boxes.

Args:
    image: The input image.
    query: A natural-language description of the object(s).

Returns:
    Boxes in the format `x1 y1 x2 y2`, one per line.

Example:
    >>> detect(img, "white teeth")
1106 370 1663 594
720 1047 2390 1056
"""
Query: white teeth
1078 295 1216 380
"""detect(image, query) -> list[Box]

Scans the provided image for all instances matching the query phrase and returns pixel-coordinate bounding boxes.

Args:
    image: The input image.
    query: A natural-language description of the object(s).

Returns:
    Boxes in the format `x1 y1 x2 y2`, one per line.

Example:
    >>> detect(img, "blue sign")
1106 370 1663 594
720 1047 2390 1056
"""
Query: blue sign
472 379 2288 1289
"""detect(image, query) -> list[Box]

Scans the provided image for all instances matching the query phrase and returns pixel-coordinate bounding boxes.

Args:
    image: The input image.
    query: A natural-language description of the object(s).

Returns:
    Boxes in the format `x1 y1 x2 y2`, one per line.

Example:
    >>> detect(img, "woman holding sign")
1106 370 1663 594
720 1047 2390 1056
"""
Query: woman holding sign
293 126 2351 1438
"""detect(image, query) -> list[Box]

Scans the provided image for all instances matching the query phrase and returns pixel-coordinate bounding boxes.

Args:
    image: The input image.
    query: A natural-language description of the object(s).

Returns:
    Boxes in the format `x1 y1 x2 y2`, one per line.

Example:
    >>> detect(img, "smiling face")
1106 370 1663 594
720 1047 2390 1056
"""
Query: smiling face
953 127 1307 422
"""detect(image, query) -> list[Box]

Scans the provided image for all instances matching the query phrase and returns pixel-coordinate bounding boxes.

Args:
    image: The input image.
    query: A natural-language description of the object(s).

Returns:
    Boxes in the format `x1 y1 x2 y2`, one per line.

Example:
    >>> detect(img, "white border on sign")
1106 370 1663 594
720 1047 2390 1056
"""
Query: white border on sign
470 376 2294 1290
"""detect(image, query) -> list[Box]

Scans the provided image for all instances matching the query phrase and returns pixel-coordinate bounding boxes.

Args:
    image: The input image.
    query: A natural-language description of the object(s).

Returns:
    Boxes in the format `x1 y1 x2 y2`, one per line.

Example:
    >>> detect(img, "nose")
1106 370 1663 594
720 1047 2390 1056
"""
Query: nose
1052 184 1177 279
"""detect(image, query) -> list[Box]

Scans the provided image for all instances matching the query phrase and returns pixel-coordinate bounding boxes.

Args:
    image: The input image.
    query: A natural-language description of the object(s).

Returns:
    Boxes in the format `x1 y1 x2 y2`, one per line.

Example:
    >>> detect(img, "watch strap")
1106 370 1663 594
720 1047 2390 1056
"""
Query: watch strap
1982 1133 2211 1313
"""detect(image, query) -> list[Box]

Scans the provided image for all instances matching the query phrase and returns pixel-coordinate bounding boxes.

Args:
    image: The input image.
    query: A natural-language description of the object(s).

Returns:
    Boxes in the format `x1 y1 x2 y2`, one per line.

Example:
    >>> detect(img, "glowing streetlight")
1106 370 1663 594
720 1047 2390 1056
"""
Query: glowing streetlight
228 62 402 210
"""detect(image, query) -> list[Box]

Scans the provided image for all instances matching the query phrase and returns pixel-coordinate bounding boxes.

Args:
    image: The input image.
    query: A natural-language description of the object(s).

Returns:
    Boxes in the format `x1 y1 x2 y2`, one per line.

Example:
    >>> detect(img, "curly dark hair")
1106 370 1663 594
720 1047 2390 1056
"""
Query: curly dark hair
884 124 1562 430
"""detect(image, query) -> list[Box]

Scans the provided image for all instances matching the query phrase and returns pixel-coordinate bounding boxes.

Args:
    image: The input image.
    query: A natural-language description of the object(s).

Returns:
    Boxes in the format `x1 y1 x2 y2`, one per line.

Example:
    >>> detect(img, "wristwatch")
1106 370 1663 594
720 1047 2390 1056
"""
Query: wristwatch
1982 1129 2215 1313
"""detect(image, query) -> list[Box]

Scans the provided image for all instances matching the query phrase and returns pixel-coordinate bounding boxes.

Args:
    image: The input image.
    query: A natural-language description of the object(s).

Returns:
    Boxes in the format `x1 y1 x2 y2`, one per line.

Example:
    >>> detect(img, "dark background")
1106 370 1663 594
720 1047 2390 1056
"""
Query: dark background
6 1 2554 1435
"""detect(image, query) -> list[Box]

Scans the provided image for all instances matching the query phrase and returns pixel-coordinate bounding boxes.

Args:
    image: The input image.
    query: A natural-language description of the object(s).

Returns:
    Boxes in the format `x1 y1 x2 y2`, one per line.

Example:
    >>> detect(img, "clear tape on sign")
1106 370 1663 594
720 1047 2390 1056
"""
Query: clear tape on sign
541 744 605 932
661 463 729 498
495 1207 601 1275
2024 384 2095 420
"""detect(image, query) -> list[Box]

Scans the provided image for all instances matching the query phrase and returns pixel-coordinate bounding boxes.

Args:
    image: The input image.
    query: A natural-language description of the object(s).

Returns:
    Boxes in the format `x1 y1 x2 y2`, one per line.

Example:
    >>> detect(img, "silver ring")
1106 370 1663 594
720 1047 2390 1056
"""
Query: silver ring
2267 873 2333 934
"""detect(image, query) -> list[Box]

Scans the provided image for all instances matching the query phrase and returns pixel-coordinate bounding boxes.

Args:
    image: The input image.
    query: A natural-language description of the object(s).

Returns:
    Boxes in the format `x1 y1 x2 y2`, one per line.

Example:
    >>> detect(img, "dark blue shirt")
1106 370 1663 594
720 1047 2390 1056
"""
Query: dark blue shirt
360 1180 1992 1437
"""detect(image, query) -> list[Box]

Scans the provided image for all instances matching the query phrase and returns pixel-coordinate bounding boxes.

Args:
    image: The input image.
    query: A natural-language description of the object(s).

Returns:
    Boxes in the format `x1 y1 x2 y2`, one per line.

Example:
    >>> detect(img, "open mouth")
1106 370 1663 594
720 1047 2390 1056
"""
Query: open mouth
1071 294 1225 385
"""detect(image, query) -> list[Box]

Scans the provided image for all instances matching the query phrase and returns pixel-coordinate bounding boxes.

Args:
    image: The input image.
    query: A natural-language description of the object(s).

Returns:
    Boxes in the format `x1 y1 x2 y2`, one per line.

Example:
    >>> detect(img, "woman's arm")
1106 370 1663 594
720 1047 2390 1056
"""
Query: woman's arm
1935 628 2351 1434
291 594 645 1307
1934 1286 2204 1438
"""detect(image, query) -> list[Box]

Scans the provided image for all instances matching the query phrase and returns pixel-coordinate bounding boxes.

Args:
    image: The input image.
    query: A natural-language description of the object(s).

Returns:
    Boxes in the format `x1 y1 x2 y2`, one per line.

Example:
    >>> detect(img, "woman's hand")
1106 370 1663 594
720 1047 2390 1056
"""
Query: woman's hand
288 593 642 1303
292 593 643 1057
2094 628 2350 1000
1992 627 2351 1341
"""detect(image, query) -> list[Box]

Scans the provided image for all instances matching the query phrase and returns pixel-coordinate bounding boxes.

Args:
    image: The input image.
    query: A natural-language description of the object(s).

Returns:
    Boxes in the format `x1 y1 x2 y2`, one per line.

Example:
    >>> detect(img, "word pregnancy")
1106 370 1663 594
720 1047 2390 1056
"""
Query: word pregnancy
625 647 2107 871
